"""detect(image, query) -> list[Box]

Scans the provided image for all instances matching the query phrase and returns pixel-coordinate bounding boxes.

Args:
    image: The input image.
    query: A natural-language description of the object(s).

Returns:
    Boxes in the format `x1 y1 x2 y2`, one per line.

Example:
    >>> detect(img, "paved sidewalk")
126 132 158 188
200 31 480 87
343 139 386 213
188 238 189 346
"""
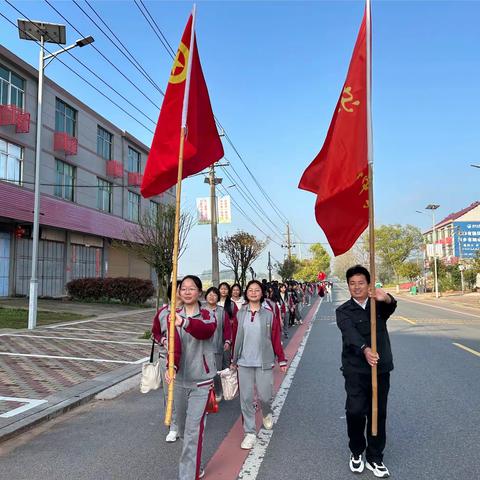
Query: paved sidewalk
0 307 155 442
393 290 480 310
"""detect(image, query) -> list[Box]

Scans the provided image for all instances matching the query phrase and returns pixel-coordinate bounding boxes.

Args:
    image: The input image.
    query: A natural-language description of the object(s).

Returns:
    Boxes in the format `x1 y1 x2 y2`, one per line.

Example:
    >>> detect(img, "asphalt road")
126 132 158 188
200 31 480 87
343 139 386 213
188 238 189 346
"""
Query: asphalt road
1 288 479 480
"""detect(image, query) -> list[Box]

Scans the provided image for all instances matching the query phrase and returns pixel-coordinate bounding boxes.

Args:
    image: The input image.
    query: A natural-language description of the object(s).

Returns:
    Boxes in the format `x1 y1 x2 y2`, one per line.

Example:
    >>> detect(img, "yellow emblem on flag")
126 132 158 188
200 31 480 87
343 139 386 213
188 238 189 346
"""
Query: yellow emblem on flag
169 42 189 84
339 86 360 113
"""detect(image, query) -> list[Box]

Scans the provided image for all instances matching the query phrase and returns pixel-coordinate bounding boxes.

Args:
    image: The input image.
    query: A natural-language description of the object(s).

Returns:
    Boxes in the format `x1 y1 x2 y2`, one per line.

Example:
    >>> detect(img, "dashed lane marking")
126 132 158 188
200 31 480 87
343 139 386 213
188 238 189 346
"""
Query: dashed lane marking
0 352 149 365
392 315 417 325
0 334 148 345
453 343 480 358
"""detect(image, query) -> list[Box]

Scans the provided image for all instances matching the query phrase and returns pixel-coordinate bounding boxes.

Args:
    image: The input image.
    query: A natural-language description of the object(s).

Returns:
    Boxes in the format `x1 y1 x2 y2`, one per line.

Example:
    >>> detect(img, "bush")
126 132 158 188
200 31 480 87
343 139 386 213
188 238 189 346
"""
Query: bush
66 278 105 301
66 277 154 304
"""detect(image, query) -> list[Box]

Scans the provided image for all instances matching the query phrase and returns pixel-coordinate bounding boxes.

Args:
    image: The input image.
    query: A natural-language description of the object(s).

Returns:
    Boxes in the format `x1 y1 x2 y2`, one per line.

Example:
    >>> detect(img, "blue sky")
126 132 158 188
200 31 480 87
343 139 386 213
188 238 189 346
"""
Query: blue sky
2 0 479 276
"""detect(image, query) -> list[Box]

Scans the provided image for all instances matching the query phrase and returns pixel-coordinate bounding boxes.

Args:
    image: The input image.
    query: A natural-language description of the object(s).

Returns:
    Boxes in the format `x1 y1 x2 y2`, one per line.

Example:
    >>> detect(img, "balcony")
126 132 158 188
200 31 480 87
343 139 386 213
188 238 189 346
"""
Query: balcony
0 104 31 133
127 172 143 187
106 160 123 178
54 131 78 155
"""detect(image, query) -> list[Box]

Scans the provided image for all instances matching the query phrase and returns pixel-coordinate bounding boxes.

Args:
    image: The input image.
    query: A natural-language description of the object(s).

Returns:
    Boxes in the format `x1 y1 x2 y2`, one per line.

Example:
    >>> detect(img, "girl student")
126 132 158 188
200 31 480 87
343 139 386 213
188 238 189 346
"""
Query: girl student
231 280 287 450
278 283 289 339
203 286 232 402
162 275 216 480
218 282 239 354
231 283 245 310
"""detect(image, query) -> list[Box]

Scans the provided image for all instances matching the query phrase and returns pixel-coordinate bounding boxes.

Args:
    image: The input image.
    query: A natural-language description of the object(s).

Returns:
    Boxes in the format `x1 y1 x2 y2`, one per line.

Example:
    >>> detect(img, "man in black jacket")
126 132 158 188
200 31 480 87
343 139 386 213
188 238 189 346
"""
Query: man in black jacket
336 265 397 478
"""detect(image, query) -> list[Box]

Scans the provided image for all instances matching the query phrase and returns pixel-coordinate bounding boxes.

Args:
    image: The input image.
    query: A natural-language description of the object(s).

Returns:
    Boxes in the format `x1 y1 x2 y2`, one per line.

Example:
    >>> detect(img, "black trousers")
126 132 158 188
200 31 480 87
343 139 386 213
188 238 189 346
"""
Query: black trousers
343 371 390 463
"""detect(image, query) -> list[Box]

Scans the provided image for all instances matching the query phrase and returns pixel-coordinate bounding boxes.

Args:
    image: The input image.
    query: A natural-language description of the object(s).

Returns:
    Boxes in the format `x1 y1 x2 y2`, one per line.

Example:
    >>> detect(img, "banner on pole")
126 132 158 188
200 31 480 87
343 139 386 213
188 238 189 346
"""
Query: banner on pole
196 196 232 224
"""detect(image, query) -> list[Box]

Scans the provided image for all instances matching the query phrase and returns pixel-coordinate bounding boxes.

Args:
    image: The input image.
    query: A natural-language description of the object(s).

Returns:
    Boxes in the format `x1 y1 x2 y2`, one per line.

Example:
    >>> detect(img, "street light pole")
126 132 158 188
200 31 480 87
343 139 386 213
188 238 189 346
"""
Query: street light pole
426 204 440 299
17 20 94 329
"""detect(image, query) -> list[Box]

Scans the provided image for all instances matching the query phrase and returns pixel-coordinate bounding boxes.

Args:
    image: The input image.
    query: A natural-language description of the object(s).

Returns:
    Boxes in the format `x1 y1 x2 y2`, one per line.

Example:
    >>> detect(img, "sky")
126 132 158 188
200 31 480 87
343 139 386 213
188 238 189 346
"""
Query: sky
1 0 479 277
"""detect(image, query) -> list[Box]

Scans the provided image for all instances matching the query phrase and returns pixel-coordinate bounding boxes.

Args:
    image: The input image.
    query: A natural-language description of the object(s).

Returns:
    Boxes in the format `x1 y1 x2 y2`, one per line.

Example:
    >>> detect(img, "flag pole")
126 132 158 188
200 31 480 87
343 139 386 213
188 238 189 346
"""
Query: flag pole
165 4 197 427
366 0 378 437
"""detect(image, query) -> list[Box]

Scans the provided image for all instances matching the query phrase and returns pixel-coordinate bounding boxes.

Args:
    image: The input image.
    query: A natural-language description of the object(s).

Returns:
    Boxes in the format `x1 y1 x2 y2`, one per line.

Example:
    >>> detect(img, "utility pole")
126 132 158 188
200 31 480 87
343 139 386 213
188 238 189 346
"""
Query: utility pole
283 222 294 260
205 165 222 286
426 204 440 298
268 251 272 282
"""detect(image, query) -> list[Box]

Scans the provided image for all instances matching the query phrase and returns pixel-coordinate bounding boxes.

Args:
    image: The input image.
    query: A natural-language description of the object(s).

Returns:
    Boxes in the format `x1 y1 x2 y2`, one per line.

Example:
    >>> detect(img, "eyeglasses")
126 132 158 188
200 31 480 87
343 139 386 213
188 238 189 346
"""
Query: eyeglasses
247 289 262 294
180 288 198 293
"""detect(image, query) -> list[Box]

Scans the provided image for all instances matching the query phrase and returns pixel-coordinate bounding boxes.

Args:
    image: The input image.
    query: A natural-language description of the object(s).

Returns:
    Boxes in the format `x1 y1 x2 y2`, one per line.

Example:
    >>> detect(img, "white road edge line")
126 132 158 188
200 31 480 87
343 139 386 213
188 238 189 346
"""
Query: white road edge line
0 396 48 418
0 334 148 345
44 327 143 334
0 352 149 365
238 299 323 480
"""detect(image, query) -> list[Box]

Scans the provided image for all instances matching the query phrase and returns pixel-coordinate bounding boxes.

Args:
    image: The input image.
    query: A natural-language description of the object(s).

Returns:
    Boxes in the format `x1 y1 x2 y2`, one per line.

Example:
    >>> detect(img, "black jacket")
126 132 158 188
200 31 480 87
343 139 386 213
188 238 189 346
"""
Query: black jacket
336 295 397 374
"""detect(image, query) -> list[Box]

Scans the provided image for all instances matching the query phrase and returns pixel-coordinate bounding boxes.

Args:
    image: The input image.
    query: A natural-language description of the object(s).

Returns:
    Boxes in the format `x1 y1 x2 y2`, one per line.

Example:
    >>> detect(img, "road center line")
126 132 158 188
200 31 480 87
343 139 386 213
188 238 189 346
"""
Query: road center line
453 342 480 358
237 299 323 480
399 297 480 319
393 315 417 325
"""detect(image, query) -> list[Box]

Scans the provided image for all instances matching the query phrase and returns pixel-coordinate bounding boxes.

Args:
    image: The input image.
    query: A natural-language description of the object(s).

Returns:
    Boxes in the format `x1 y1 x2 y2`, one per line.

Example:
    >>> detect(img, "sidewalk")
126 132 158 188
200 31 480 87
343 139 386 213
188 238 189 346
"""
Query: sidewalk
0 306 155 443
390 290 480 310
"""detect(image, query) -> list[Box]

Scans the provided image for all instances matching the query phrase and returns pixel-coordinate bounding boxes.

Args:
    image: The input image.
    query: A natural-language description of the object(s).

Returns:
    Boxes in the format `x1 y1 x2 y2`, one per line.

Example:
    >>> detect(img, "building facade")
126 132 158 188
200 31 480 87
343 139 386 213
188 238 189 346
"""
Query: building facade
0 46 170 297
422 201 480 264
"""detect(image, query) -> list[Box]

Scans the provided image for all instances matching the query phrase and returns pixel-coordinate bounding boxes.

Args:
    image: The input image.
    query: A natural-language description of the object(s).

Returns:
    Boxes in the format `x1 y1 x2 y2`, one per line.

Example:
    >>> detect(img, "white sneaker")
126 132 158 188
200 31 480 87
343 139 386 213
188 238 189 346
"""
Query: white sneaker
240 433 257 450
366 461 390 478
165 430 178 442
262 413 273 430
349 453 364 473
199 467 205 478
215 393 223 403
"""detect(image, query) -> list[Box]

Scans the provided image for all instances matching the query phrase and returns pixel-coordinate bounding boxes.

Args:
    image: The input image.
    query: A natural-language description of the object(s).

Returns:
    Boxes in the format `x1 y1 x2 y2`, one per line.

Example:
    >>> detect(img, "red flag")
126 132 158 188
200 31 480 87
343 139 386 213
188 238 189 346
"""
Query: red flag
141 14 224 198
298 11 368 256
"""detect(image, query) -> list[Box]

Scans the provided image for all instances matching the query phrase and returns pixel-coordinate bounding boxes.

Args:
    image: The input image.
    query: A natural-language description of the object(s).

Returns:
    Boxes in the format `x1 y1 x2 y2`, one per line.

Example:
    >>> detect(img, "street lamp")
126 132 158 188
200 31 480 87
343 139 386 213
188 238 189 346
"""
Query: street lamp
17 20 94 329
425 204 440 299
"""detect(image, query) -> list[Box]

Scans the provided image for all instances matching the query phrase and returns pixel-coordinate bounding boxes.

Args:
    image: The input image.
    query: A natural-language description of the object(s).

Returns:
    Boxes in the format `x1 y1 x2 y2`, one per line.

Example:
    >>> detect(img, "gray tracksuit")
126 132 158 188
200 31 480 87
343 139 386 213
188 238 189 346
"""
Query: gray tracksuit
232 304 287 434
163 306 217 480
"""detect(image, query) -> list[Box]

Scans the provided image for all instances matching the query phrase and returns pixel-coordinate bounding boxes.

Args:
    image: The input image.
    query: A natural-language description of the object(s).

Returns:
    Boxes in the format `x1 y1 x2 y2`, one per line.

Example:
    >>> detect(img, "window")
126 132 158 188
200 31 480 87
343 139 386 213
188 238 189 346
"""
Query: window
0 65 25 108
128 191 140 222
0 139 23 184
127 147 141 173
97 178 112 213
150 201 159 219
97 126 112 160
55 98 77 136
54 160 75 201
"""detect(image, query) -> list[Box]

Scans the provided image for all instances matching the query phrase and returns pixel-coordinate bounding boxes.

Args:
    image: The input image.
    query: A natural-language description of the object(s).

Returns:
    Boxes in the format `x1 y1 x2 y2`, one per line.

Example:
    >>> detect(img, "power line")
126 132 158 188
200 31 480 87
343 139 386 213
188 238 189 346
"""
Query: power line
75 0 165 97
0 7 155 134
43 0 161 111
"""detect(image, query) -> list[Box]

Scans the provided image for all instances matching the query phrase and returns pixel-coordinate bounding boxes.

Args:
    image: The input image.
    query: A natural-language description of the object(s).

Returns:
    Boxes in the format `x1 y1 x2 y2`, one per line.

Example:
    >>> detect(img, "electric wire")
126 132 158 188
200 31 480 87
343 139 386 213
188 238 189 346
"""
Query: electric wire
43 0 161 111
0 8 155 134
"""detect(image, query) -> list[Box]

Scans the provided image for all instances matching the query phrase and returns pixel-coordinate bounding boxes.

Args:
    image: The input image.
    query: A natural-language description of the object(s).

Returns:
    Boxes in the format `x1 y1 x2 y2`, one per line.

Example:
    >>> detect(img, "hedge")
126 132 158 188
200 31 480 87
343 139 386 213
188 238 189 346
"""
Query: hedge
66 277 154 304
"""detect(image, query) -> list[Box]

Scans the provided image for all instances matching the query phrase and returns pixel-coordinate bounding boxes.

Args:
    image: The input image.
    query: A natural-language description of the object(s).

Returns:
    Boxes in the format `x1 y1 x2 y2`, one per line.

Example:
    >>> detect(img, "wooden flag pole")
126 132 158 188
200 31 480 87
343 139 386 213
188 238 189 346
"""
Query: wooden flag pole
365 0 378 436
165 5 197 427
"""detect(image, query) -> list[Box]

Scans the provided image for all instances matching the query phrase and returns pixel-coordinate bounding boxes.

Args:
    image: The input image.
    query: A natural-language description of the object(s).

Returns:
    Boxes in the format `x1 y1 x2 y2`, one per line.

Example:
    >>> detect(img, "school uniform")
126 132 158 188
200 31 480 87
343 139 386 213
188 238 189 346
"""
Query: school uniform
163 306 217 480
232 303 287 435
204 304 232 396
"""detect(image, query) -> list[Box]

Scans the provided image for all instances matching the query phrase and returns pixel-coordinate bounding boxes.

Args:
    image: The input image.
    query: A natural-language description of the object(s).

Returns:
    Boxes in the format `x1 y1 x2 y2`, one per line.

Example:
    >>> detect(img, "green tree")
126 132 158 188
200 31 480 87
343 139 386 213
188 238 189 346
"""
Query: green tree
296 243 331 282
398 261 422 281
276 256 301 282
372 224 423 284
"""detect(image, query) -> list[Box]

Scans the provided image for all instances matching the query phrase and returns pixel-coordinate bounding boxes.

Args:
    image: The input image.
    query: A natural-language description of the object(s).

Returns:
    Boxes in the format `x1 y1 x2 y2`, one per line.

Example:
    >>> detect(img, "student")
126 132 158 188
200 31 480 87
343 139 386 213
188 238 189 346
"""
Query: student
336 265 397 478
162 275 217 480
218 282 239 355
278 283 289 338
231 283 245 310
203 286 232 402
231 280 287 450
151 283 180 443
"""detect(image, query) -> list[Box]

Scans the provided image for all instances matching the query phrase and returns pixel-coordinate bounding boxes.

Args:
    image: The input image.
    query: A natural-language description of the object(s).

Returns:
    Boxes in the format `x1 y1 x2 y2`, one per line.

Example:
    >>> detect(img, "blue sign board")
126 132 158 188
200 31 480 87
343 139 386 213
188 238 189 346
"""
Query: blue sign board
453 221 480 258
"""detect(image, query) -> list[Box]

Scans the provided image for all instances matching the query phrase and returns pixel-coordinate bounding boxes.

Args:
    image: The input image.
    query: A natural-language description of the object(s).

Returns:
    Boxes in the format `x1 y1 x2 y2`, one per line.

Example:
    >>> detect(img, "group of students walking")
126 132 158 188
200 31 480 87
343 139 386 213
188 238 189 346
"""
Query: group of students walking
150 277 320 480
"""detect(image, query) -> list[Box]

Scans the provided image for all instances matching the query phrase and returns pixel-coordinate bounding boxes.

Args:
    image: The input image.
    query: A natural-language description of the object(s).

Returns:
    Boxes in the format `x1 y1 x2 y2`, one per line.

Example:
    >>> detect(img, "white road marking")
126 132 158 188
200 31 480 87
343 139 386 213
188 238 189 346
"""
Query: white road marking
238 299 323 480
0 334 148 345
44 327 142 335
393 296 480 319
0 396 48 418
94 319 152 327
453 342 480 358
0 352 149 365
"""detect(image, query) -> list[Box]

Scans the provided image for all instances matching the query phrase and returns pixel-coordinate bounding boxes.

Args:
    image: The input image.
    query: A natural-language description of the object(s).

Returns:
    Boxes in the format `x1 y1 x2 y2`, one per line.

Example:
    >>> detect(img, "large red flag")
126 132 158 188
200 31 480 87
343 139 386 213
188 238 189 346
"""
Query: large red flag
141 15 224 198
298 12 368 256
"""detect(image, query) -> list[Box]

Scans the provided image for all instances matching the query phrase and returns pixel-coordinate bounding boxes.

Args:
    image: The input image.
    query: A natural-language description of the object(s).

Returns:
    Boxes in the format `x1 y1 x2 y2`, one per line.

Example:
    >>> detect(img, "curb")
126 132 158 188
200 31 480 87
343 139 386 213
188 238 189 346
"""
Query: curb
0 363 142 444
